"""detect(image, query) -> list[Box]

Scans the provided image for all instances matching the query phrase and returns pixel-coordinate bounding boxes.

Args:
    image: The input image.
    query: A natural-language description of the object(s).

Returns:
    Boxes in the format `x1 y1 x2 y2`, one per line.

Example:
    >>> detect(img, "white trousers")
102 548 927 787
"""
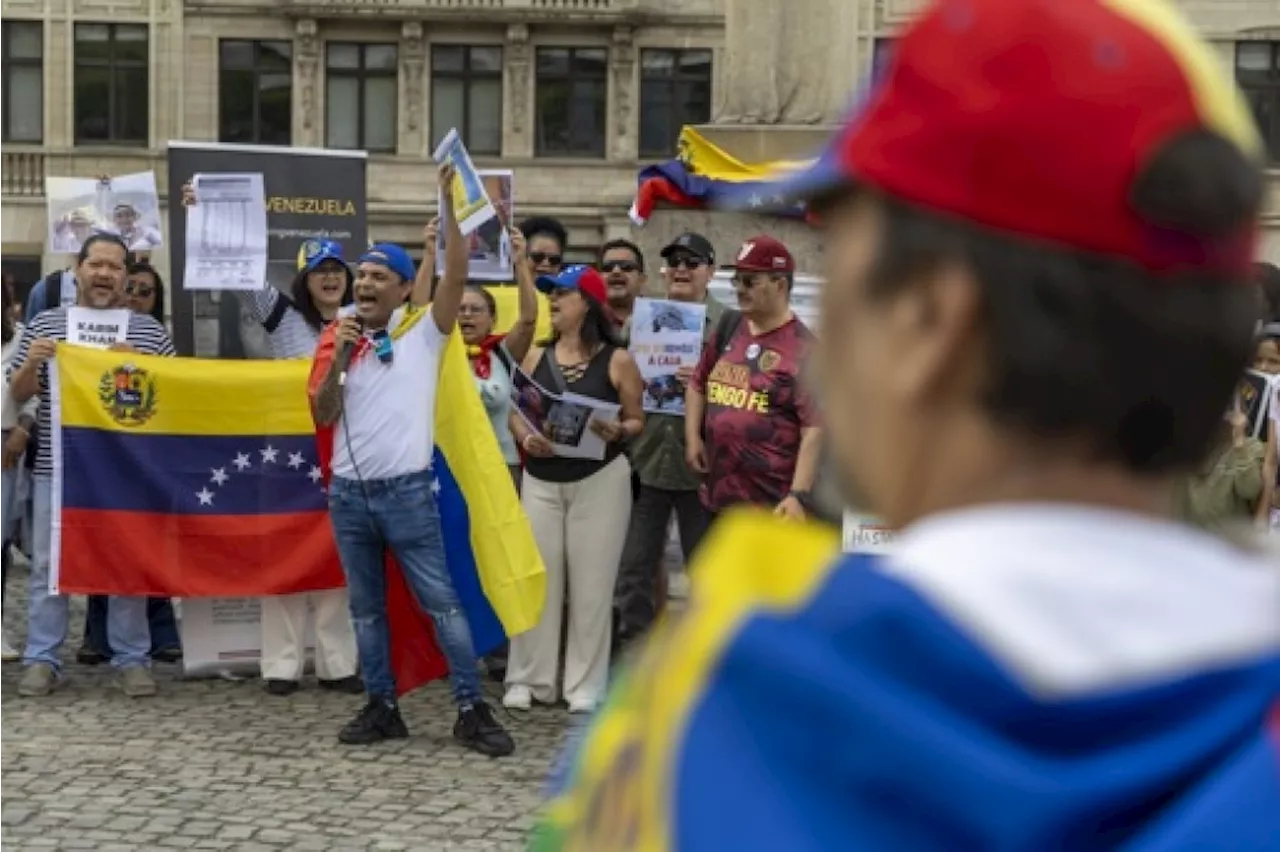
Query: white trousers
259 589 358 682
507 456 632 706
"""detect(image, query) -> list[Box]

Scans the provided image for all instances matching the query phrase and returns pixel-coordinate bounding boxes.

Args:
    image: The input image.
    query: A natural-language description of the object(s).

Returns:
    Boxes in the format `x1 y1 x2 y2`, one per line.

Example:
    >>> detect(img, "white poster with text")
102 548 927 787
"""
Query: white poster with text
66 308 129 349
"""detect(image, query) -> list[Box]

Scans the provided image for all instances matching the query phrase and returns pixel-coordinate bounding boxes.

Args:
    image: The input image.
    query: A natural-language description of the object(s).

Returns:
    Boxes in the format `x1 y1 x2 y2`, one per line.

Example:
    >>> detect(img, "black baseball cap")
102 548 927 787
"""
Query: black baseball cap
660 232 716 266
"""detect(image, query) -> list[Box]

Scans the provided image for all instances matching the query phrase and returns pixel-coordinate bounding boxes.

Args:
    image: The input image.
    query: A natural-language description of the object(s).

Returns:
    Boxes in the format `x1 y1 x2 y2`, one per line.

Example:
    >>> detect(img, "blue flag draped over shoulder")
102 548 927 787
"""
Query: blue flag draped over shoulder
532 512 1280 851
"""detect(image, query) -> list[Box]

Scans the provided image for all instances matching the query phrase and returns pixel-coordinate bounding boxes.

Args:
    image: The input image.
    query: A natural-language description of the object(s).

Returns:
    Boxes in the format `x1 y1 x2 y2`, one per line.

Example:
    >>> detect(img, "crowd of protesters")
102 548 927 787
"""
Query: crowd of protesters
1 166 1277 752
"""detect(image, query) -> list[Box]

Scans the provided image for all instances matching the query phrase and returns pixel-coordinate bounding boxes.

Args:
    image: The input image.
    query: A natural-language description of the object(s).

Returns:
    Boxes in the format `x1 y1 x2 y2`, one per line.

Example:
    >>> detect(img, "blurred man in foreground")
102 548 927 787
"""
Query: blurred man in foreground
531 0 1280 849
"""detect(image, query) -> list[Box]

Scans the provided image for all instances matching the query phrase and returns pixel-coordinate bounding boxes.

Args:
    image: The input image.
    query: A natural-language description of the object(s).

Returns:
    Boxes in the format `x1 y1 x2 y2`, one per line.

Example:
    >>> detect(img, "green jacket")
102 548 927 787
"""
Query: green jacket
1177 438 1266 532
626 296 727 492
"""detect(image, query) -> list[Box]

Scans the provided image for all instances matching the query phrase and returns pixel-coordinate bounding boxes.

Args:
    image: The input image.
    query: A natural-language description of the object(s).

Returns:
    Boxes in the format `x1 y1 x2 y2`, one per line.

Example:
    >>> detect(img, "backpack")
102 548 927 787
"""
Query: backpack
44 270 63 312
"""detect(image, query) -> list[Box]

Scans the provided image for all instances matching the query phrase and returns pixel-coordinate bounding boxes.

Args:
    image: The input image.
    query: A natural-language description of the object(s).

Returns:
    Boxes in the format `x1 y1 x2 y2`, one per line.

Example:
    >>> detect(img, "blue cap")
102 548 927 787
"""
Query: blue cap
298 238 347 274
535 264 608 304
358 243 416 283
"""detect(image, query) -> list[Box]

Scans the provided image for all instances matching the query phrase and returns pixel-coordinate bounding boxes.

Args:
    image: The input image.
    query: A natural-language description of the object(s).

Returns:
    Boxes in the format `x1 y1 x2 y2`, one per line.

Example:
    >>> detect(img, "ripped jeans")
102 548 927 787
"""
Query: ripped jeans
328 469 481 705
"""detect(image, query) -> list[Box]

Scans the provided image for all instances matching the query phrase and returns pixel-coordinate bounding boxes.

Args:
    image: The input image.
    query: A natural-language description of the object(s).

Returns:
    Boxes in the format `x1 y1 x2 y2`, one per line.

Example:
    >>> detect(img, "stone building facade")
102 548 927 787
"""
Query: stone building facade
1 0 1277 296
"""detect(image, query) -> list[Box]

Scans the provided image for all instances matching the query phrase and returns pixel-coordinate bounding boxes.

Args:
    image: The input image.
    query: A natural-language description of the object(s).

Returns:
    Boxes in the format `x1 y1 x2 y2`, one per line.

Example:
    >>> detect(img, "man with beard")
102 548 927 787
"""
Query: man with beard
531 0 1280 848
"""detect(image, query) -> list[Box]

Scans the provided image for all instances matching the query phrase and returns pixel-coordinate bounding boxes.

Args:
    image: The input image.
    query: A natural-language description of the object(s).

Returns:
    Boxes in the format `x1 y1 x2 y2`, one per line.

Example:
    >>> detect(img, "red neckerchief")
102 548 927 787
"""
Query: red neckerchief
467 333 507 380
308 321 376 483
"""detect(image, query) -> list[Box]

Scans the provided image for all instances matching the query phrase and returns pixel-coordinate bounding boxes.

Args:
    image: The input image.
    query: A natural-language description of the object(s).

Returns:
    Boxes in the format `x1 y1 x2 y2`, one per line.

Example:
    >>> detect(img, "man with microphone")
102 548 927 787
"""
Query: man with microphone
310 164 514 756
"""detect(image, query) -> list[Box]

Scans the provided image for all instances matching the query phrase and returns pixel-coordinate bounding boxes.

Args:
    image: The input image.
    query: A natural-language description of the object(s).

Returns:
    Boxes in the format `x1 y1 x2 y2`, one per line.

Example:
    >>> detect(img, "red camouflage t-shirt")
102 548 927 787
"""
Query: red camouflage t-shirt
691 316 817 512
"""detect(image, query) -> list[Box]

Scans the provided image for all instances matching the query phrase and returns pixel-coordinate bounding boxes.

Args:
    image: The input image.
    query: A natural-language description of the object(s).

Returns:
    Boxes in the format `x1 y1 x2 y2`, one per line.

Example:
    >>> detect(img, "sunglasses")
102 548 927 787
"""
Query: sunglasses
600 260 639 274
125 282 154 298
669 256 708 270
529 251 562 266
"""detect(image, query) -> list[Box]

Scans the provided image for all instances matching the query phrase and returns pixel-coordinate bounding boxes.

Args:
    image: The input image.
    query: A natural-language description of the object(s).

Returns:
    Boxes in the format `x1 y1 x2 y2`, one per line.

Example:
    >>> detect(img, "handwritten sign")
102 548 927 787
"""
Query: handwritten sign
67 308 129 350
842 511 897 554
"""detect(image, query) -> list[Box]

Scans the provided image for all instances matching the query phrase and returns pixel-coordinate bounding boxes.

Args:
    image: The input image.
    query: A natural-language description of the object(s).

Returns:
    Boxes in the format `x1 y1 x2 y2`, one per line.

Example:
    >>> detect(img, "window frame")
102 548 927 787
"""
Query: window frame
1234 40 1280 163
638 47 713 158
325 41 399 153
430 44 504 157
73 22 149 146
534 45 609 159
2 20 44 144
218 39 294 146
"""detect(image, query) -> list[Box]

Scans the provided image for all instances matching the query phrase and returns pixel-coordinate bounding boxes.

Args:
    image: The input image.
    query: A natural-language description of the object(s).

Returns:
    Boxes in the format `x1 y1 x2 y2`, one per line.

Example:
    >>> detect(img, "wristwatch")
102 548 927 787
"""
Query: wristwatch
788 489 814 512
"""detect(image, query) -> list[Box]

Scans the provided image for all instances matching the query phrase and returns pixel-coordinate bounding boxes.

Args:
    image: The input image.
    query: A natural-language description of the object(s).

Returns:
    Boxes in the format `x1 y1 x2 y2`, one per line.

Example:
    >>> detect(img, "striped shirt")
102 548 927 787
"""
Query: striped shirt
9 307 175 476
249 285 322 361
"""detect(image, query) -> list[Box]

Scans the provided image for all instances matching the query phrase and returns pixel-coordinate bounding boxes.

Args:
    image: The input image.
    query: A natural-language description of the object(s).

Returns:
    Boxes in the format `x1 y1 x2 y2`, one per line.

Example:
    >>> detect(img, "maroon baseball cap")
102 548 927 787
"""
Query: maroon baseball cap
774 0 1264 275
734 235 795 274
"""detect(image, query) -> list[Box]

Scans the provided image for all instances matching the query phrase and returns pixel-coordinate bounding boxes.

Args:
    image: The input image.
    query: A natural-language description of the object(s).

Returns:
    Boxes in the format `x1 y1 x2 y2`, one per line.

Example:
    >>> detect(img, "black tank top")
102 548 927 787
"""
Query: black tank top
525 344 622 484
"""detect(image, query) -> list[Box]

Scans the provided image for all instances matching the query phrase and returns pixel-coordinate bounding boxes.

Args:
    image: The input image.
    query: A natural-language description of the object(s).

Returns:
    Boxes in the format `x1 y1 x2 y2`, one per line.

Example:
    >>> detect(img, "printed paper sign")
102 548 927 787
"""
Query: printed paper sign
436 169 514 282
842 511 897 554
629 298 707 415
47 171 164 254
431 128 498 237
66 308 129 349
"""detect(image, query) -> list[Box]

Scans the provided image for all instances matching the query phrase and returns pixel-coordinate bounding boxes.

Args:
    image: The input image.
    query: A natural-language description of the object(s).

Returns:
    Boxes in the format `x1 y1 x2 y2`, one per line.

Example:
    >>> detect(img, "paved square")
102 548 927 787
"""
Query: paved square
1 562 573 851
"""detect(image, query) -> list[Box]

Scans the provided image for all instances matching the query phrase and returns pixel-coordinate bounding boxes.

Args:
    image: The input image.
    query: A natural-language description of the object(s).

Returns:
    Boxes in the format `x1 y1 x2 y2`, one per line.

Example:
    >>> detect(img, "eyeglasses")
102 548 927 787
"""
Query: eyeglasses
125 282 154 298
669 256 708 270
600 260 639 274
530 251 562 267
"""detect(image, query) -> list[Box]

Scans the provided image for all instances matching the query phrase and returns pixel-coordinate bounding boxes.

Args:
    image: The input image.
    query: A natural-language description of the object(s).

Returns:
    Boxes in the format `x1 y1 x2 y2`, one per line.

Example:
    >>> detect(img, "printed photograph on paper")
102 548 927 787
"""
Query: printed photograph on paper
437 169 513 282
629 298 707 415
46 171 164 254
510 367 619 460
431 128 498 236
1236 369 1275 440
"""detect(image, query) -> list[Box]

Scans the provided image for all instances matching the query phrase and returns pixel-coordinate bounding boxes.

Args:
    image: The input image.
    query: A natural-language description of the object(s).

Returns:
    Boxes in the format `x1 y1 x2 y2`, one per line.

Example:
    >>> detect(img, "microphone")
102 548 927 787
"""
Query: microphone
335 317 364 387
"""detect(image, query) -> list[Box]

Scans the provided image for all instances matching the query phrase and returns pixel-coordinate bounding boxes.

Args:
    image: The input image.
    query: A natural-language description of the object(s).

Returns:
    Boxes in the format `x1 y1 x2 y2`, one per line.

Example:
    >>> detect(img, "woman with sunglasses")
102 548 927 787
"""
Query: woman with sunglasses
181 183 364 697
504 266 645 715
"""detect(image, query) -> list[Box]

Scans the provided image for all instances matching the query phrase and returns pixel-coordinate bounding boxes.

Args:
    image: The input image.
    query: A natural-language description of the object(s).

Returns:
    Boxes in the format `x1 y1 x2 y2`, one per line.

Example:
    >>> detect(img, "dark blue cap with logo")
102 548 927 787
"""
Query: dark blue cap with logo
359 243 417 283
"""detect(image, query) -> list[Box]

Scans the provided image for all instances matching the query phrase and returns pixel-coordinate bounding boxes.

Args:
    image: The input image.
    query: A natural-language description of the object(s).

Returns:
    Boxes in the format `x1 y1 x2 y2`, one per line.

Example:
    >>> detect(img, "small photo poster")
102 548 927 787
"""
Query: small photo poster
47 171 164 254
629 298 707 415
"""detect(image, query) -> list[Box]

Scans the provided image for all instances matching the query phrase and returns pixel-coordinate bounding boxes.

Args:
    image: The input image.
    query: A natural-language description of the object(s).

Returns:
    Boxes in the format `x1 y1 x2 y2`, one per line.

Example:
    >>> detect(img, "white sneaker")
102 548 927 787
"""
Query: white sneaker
502 685 532 711
1 637 19 663
568 697 598 715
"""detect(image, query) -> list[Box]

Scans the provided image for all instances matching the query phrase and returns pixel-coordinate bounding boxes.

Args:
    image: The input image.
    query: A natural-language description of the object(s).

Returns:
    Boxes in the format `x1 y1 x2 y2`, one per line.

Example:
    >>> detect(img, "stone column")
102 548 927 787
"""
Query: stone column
713 0 860 127
504 24 533 159
401 21 426 157
609 25 638 161
294 19 322 149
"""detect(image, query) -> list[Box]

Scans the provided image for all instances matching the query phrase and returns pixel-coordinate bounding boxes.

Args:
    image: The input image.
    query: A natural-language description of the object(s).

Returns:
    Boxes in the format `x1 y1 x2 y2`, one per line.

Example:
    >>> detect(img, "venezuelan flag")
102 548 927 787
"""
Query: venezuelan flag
51 345 345 598
309 304 545 695
630 127 813 225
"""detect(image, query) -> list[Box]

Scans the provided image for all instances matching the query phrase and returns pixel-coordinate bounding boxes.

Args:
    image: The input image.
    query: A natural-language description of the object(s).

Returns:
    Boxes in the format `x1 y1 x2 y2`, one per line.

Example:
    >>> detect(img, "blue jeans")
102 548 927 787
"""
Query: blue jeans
24 476 151 671
1 460 20 612
328 469 481 705
83 596 181 655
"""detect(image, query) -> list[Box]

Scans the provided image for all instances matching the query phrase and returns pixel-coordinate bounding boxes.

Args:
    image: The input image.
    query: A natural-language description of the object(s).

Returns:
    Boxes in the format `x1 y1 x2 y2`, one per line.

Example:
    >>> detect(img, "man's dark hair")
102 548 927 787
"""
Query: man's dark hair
859 130 1262 474
519 216 568 253
1257 261 1280 323
76 233 128 265
599 238 646 273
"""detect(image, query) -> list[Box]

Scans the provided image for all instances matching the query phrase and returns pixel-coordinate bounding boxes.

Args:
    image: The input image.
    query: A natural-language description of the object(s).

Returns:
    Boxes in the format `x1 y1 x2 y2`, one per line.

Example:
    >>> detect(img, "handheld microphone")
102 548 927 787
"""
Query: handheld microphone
335 317 364 387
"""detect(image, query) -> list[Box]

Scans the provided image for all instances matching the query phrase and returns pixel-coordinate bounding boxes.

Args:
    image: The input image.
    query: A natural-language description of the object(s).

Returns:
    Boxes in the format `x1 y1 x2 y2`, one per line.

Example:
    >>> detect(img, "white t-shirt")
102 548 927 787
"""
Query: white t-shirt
331 306 448 481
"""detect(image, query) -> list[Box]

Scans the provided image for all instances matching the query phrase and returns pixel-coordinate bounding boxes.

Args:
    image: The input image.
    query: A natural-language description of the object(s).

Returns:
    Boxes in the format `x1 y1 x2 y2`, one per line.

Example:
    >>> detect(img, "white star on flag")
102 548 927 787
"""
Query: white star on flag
233 452 251 471
210 467 229 486
431 478 442 495
308 465 324 484
287 451 305 469
196 488 215 506
748 193 764 208
260 445 279 464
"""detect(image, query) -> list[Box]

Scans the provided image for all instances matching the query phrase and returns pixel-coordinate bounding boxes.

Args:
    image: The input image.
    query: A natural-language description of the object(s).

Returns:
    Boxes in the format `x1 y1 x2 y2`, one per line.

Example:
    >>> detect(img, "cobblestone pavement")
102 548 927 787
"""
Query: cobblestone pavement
0 558 589 852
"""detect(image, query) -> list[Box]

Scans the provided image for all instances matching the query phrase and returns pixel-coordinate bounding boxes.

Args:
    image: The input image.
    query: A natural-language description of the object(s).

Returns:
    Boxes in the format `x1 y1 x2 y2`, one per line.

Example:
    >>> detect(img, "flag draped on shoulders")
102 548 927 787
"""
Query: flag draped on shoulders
308 304 545 695
532 511 1280 851
52 344 345 597
630 127 813 226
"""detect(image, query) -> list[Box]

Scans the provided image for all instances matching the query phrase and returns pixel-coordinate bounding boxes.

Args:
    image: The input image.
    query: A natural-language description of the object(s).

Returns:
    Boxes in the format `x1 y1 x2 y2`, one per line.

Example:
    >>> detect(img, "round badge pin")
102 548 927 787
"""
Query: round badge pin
746 343 761 360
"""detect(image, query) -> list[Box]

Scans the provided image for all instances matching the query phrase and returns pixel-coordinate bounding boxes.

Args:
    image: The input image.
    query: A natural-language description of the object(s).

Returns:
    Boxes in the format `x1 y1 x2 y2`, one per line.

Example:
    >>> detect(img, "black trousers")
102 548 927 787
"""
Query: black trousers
613 484 711 642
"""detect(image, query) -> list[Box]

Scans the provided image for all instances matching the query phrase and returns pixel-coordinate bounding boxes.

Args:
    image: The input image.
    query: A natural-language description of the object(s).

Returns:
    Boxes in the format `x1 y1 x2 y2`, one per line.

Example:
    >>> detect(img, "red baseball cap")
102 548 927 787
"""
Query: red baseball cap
535 264 609 305
734 235 795 273
778 0 1264 275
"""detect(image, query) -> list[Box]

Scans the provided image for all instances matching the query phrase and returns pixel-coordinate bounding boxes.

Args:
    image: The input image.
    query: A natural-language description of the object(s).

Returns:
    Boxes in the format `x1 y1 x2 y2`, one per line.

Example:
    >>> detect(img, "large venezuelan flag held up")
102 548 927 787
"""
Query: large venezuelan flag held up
51 337 545 695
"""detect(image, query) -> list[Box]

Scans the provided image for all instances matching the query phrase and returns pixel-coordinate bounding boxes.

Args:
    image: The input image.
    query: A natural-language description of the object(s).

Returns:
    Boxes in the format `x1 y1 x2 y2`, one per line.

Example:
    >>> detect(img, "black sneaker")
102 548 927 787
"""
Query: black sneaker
76 647 108 666
319 675 365 694
338 698 409 745
151 646 183 664
264 679 300 697
453 702 515 757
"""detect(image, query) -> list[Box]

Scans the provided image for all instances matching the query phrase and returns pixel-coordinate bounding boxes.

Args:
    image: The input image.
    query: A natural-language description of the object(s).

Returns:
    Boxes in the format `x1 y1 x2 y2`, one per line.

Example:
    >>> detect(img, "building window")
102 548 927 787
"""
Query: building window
1237 41 1280 162
2 22 43 143
872 38 895 80
220 40 293 146
74 23 148 145
431 45 503 156
326 42 398 152
639 48 712 158
535 47 607 158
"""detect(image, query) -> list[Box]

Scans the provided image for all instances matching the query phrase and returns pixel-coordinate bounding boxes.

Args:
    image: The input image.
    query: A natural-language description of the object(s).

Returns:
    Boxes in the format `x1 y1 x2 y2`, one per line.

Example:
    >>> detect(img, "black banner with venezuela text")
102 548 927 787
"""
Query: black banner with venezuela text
166 141 367 357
